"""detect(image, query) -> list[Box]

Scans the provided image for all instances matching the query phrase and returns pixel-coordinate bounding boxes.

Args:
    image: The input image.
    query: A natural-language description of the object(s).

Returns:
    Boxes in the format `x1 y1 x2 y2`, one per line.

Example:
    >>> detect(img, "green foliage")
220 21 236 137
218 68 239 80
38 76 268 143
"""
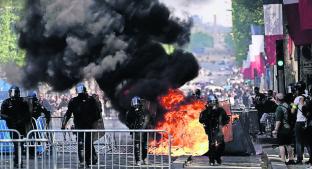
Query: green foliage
224 33 234 50
0 0 24 8
0 1 25 66
188 32 214 52
232 0 264 64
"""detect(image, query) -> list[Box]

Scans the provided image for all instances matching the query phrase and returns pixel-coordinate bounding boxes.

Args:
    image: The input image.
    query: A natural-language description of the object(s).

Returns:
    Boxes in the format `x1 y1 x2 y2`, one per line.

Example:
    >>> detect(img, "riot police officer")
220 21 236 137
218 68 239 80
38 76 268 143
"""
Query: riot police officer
126 96 150 165
199 95 229 166
26 91 51 128
1 86 31 167
61 83 101 167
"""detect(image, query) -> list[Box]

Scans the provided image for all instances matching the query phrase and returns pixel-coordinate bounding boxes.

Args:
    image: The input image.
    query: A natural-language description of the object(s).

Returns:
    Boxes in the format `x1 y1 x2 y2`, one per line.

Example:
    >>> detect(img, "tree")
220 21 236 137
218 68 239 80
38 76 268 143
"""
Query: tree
0 0 25 66
224 33 234 51
188 32 214 54
232 0 263 64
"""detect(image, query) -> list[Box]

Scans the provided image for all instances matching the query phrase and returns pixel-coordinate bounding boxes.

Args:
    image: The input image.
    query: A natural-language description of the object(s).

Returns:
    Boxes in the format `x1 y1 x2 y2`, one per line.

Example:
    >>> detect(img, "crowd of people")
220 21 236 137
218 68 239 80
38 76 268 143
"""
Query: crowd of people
253 81 312 166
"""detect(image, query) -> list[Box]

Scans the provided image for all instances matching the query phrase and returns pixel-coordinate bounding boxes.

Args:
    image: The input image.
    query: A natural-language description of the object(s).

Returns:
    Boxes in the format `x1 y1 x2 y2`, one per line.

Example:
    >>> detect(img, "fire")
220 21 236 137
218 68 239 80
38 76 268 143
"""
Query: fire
149 89 238 156
150 89 207 156
231 114 240 121
158 89 185 110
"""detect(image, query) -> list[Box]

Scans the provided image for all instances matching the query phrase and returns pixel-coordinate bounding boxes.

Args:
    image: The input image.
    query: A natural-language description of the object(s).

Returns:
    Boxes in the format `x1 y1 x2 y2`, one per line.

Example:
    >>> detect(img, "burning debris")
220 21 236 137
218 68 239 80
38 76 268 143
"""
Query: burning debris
151 89 207 156
150 89 235 156
16 0 199 122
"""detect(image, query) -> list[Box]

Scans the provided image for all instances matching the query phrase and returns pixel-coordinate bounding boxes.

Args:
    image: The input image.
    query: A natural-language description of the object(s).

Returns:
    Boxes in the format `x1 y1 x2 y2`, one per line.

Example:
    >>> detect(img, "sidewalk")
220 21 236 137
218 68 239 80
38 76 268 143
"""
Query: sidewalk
262 143 311 169
173 155 263 169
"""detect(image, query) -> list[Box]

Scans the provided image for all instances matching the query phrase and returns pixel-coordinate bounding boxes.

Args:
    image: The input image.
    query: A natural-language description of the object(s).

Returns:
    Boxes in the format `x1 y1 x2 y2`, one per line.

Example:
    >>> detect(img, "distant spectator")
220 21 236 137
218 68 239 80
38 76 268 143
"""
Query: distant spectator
261 90 277 134
253 87 266 135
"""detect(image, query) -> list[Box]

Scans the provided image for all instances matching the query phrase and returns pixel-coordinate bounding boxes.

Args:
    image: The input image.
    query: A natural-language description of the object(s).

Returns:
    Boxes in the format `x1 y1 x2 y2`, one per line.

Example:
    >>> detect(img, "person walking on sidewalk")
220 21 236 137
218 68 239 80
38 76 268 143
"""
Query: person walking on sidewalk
302 96 312 166
291 81 308 164
272 93 295 165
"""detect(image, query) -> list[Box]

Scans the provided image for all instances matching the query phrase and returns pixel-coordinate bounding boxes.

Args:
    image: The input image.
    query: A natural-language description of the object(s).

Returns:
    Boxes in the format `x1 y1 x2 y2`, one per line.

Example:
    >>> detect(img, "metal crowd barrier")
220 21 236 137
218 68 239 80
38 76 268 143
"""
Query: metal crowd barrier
24 129 171 169
0 129 22 169
231 108 260 134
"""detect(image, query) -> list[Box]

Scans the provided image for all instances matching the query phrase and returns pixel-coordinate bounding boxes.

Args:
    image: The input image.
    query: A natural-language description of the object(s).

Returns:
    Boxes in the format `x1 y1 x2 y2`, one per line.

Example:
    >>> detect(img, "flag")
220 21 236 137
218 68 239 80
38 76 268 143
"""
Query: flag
243 67 254 79
251 24 264 35
251 35 265 76
263 1 283 36
287 35 294 58
265 35 284 64
242 52 254 79
299 0 312 30
263 0 284 65
284 0 312 45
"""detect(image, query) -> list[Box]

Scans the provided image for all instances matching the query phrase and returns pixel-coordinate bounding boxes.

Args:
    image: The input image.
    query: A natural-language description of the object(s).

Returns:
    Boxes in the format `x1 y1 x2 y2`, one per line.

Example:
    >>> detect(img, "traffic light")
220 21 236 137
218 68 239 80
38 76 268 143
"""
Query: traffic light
276 39 286 93
276 40 284 70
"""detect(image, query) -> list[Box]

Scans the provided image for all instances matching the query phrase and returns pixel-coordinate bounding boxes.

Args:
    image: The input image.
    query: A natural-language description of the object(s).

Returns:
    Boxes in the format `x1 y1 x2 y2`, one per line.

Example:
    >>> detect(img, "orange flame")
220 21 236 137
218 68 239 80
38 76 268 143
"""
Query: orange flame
158 89 185 110
150 89 207 156
149 89 238 156
231 114 240 121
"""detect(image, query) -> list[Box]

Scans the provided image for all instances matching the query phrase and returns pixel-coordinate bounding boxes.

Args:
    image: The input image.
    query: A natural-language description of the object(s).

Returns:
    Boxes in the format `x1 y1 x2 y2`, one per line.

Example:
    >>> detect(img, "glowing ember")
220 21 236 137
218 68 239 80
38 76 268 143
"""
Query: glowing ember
151 89 207 156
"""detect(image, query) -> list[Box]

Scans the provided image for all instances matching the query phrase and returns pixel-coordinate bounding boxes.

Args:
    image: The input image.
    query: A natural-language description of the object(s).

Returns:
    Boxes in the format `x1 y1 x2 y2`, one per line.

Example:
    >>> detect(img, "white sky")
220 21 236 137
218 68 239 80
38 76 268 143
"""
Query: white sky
161 0 232 27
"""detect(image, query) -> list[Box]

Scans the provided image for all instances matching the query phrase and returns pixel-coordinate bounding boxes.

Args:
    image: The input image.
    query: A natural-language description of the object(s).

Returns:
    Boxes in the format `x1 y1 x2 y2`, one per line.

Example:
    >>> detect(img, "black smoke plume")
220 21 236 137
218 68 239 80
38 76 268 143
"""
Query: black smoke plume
17 0 199 123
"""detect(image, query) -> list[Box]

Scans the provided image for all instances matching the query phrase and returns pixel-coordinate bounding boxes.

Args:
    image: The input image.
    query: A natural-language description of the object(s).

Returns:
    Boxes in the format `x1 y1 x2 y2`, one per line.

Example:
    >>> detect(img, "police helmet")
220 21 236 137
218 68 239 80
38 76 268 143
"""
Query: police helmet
131 96 142 109
76 83 87 94
9 85 20 98
207 94 218 105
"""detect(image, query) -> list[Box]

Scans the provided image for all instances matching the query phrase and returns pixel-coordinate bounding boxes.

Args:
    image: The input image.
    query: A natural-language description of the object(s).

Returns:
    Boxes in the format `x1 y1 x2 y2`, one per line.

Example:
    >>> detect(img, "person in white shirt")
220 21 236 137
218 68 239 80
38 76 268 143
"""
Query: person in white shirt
291 81 307 164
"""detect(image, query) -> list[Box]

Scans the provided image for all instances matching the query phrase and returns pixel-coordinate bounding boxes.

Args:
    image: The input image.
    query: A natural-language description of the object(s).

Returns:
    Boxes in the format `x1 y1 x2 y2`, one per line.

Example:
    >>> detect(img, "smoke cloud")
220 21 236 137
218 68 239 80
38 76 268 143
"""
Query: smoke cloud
17 0 199 123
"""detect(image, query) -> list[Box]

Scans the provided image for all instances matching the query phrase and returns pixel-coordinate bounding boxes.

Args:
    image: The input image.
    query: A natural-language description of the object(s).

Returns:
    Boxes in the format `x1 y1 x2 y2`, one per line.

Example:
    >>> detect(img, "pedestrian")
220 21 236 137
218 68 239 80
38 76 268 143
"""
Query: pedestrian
0 86 31 168
253 87 266 135
262 90 277 135
126 96 150 166
61 83 101 167
199 94 230 166
302 96 312 166
291 81 308 164
242 91 251 108
272 93 295 164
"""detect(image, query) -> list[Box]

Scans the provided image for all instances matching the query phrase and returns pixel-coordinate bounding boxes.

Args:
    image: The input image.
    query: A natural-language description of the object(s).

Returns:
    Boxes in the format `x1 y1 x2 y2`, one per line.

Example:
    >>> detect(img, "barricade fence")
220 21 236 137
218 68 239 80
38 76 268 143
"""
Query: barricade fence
231 108 260 134
0 129 171 169
0 129 22 169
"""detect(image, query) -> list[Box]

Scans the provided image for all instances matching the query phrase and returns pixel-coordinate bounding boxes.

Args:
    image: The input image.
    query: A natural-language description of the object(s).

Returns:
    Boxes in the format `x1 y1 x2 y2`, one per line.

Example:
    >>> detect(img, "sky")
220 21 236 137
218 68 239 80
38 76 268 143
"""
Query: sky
161 0 232 27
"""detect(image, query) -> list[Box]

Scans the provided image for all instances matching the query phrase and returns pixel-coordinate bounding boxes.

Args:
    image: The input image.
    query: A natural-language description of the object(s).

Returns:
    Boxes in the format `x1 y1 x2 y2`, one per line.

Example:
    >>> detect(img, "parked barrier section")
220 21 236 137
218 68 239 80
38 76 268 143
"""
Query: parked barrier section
0 129 21 169
24 130 171 169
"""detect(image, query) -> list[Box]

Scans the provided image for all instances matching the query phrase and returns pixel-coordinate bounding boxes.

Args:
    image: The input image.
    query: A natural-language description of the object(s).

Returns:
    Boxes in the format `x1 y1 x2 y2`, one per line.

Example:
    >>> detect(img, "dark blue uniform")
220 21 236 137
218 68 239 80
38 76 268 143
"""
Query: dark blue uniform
199 106 229 165
63 93 101 165
126 107 150 164
1 97 31 165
